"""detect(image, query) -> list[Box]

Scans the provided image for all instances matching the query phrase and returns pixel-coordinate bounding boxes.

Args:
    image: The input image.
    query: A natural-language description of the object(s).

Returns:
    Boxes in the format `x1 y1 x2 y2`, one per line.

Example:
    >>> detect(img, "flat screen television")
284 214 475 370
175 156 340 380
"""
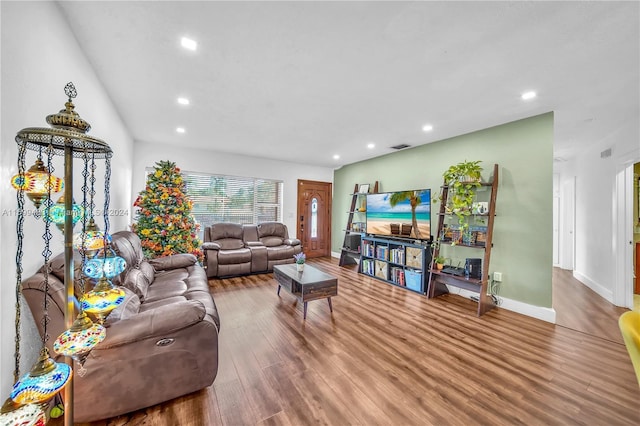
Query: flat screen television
366 189 431 240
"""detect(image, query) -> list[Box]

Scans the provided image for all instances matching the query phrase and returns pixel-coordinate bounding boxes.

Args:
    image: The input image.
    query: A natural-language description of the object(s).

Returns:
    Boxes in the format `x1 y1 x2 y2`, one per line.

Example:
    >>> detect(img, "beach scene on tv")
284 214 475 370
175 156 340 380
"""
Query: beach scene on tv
366 189 431 240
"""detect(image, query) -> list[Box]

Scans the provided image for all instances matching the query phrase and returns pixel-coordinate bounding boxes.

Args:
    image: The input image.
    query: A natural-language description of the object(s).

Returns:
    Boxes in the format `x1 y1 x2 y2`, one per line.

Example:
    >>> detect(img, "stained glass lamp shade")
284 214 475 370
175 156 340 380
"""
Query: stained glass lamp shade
10 348 72 405
73 219 110 255
0 399 46 426
10 158 63 209
46 195 84 231
82 248 126 279
53 312 106 377
81 277 125 323
53 312 106 358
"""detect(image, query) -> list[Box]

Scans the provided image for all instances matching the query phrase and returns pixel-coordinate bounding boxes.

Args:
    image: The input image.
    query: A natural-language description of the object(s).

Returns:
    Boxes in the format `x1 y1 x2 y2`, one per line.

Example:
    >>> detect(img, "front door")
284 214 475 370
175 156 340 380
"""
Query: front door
297 180 332 258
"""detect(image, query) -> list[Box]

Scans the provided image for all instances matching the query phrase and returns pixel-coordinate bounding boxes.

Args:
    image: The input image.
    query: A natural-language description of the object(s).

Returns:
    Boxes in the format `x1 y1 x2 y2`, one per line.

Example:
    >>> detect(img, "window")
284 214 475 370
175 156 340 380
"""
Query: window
145 168 283 238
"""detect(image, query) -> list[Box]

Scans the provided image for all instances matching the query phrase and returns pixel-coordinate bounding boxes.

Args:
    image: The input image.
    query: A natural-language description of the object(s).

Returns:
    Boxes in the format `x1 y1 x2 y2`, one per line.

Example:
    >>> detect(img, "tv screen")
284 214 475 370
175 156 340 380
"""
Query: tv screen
366 189 431 240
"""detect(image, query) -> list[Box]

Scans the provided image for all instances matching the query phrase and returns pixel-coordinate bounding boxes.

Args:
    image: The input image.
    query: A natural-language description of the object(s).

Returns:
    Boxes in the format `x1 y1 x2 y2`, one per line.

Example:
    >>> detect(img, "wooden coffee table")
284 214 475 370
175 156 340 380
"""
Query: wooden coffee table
273 264 338 319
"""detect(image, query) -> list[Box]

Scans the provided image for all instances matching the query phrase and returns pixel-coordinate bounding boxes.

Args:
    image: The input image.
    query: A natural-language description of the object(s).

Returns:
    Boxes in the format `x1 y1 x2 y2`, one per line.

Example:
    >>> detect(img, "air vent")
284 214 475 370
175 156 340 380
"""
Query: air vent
390 144 411 150
600 148 612 159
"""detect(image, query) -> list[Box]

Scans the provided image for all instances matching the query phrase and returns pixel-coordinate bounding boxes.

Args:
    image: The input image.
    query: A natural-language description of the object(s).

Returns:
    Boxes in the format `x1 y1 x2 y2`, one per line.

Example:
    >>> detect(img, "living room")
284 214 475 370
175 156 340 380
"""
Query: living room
1 1 639 425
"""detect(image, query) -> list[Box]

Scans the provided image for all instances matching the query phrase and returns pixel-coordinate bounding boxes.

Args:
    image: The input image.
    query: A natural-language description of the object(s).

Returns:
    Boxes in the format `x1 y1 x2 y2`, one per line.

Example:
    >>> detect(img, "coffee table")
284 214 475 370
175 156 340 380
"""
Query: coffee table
273 264 338 319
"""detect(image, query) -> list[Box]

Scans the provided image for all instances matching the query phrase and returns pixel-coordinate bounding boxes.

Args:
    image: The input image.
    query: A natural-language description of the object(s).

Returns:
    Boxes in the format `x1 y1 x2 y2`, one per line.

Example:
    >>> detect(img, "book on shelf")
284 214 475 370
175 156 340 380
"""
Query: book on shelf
389 247 405 264
362 241 374 257
390 266 405 286
361 259 375 275
376 245 389 260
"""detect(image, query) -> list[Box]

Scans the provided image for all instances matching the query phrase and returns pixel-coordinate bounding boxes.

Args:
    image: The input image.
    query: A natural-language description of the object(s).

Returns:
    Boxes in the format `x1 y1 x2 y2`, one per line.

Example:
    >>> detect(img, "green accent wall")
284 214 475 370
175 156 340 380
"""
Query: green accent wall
333 112 554 308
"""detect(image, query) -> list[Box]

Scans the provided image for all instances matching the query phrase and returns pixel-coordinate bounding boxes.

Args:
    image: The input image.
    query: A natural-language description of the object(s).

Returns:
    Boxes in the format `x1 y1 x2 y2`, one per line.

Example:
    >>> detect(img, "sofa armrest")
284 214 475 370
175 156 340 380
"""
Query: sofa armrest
149 253 197 271
245 241 264 247
284 238 301 246
98 300 206 349
202 242 220 250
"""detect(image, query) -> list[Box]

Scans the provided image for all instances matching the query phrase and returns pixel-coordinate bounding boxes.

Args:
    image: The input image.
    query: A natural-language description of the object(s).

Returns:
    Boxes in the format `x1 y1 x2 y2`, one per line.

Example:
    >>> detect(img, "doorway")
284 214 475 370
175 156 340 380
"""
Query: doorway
296 180 332 258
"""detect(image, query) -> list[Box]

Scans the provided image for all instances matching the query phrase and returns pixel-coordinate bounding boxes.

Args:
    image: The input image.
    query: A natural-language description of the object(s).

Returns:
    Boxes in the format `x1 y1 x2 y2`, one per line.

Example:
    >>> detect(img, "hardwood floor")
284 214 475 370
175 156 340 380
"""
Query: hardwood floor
76 258 639 425
553 267 629 345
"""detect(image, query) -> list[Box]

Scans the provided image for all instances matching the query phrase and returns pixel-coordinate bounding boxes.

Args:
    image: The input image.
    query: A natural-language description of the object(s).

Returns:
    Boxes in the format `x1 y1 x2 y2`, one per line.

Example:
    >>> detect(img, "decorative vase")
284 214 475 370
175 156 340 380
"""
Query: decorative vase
296 263 304 272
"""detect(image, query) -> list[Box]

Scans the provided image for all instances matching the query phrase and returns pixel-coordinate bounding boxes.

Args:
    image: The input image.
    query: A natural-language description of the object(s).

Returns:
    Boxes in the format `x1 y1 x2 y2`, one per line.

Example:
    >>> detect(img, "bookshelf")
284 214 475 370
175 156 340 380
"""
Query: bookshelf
360 235 430 293
339 181 378 266
427 164 499 316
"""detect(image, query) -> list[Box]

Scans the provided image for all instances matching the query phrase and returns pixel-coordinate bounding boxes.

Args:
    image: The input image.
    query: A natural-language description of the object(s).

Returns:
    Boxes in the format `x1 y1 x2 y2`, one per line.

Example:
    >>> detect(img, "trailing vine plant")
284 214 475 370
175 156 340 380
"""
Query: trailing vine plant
435 160 483 243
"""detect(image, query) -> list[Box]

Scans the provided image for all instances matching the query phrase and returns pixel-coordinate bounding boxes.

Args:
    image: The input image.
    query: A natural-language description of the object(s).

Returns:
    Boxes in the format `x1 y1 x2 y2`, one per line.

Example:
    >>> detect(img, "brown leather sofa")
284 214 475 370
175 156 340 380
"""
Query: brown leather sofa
21 230 220 423
203 221 302 278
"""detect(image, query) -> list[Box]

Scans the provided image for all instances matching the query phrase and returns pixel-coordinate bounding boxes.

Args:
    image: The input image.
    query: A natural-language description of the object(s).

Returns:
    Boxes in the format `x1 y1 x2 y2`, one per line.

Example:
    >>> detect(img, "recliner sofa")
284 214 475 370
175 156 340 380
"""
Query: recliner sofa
21 230 220 423
203 221 301 278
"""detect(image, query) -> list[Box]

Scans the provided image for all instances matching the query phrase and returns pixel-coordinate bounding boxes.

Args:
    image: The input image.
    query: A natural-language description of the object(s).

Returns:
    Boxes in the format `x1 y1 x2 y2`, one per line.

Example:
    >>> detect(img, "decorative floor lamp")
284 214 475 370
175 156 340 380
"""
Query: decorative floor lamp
6 83 114 425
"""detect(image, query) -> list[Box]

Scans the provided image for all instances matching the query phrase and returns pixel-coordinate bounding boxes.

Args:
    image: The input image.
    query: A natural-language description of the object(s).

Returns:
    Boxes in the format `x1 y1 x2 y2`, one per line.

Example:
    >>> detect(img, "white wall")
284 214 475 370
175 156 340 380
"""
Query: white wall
132 141 334 238
1 1 134 395
556 121 640 304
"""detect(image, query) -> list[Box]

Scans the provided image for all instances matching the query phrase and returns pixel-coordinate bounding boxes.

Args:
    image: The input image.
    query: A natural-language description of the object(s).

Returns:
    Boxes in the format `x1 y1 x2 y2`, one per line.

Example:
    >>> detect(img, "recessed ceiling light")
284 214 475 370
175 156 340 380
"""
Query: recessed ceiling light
333 154 340 160
422 124 433 132
176 127 186 134
181 37 197 51
367 143 375 149
177 97 190 105
521 91 537 100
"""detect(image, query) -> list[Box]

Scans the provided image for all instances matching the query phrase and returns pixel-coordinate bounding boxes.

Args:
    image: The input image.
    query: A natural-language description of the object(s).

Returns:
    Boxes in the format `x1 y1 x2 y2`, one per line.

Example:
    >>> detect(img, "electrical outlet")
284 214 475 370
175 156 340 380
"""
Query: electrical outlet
493 272 502 282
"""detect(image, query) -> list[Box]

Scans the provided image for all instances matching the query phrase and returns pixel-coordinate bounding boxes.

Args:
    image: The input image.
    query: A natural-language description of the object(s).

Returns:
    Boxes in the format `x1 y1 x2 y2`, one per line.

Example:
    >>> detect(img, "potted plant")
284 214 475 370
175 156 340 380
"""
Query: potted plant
434 255 447 270
436 160 483 240
293 252 306 272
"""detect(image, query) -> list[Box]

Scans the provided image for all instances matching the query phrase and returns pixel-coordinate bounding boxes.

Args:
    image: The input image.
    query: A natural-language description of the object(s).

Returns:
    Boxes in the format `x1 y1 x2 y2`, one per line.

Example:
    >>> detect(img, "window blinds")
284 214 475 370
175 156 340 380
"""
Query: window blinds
179 171 283 229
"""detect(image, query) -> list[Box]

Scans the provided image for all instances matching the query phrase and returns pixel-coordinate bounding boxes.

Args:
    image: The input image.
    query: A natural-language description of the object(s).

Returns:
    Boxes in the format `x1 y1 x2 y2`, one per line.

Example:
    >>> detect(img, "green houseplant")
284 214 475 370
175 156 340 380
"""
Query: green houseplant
437 160 483 239
433 255 447 270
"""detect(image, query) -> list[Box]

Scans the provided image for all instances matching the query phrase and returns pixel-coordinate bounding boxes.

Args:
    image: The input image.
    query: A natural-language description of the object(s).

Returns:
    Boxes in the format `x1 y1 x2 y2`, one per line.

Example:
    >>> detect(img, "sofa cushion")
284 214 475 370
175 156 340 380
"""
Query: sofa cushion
107 287 140 322
122 268 150 301
218 248 251 265
139 260 155 284
209 223 244 249
149 253 197 271
216 238 244 250
40 251 87 296
111 231 145 268
257 222 287 239
261 236 284 247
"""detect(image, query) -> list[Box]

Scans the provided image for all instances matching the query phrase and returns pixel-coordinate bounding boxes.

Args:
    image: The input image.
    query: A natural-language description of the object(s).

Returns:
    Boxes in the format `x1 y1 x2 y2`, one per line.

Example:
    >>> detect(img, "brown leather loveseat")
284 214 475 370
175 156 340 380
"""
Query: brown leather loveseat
203 221 302 278
21 230 220 423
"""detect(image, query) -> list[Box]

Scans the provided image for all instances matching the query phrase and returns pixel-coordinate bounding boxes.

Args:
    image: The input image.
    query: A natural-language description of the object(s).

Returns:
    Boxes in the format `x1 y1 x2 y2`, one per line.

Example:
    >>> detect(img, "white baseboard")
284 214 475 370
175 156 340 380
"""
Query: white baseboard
331 251 556 323
572 270 613 303
444 287 557 323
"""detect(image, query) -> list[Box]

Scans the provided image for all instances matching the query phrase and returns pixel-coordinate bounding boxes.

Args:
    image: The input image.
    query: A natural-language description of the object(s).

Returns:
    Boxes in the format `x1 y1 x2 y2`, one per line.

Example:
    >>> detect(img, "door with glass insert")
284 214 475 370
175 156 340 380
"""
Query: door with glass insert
297 180 332 258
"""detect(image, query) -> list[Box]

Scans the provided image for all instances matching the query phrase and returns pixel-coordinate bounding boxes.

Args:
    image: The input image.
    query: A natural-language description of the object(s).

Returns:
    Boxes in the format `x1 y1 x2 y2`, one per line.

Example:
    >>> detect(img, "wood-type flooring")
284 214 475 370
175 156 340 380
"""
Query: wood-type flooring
70 258 638 425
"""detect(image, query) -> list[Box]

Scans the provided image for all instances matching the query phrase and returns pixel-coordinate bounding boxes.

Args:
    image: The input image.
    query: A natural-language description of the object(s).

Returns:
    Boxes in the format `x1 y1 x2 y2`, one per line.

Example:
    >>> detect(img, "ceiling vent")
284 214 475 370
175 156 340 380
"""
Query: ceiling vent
390 144 411 150
600 148 612 159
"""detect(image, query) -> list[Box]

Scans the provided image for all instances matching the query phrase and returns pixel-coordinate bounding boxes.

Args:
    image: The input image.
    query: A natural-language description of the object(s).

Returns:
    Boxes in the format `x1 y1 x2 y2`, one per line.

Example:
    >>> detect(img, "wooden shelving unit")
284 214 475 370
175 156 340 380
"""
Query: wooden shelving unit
427 164 499 316
339 181 378 266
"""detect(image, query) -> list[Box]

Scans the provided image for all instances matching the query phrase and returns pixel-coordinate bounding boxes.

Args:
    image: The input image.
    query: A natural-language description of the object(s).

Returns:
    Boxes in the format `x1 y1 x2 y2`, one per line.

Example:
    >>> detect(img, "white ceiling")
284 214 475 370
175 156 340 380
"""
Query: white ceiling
57 1 639 169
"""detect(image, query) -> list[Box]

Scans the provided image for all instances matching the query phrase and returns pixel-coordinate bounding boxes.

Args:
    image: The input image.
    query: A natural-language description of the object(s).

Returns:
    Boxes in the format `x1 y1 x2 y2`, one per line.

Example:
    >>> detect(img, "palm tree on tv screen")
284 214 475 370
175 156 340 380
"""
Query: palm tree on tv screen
389 191 422 239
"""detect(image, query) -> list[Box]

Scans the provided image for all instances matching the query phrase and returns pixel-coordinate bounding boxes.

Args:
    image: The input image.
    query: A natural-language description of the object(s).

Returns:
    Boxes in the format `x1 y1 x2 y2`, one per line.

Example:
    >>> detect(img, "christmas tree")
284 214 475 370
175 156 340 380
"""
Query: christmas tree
132 160 203 263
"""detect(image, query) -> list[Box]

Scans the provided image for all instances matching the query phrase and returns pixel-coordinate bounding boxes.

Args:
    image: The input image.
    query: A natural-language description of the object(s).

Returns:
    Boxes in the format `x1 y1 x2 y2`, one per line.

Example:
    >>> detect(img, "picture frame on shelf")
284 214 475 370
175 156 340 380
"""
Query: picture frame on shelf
358 183 370 194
